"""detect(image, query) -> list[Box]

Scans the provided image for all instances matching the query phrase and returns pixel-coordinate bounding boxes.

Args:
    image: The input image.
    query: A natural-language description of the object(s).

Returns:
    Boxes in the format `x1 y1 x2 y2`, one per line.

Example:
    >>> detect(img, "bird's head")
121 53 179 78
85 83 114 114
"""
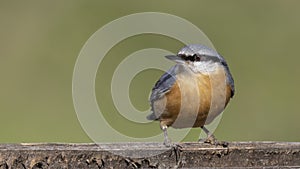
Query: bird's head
165 44 224 64
165 44 227 73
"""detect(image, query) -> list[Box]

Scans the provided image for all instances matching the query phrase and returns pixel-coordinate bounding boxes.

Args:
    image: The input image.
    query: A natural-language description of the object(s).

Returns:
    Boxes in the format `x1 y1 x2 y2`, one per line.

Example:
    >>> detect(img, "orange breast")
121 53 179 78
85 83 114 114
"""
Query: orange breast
157 67 232 128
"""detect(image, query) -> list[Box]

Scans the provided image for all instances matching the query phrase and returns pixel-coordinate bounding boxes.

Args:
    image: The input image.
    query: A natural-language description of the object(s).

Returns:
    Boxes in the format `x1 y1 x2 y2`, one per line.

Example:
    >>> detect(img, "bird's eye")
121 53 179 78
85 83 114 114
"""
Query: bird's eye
193 54 201 61
188 55 194 61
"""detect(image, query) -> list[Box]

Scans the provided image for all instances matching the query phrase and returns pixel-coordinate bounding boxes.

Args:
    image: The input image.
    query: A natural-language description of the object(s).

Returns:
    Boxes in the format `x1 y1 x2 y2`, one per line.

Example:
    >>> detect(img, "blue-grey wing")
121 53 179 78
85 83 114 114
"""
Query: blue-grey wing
219 56 235 97
150 72 176 102
147 66 177 120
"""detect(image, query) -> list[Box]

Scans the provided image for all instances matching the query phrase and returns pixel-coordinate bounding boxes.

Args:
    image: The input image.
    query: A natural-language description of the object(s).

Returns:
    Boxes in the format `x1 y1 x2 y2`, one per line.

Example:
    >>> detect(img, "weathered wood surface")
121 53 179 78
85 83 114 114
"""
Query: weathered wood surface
0 142 299 168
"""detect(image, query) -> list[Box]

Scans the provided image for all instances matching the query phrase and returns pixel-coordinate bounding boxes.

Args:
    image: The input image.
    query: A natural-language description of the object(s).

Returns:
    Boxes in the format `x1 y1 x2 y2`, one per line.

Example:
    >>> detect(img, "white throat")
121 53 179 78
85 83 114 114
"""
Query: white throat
188 61 219 74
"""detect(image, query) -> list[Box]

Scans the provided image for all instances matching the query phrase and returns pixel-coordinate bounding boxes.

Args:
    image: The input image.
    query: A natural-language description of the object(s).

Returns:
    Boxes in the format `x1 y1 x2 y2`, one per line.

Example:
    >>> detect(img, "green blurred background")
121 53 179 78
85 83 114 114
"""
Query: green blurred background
0 0 299 143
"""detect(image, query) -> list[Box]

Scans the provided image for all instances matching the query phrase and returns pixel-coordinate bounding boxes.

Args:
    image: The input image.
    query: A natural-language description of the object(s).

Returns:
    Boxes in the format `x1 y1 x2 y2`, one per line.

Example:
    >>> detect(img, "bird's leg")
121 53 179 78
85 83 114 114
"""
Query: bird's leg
199 126 228 147
199 126 216 144
160 124 182 166
160 124 172 147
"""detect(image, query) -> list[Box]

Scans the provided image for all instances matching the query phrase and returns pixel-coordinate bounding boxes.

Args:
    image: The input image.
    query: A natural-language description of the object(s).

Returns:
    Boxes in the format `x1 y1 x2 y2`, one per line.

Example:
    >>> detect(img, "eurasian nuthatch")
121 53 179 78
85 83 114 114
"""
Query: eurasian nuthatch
147 44 235 146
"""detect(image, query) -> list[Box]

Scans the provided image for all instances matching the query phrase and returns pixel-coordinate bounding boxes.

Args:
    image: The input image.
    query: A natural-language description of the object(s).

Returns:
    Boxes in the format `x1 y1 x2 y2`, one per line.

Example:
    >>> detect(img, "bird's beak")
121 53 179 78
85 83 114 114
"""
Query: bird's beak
165 55 184 63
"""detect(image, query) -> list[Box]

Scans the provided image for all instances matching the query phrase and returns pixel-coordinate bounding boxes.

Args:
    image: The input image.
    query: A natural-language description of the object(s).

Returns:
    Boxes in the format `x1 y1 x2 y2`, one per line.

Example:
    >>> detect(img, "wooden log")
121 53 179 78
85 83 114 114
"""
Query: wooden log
0 142 299 168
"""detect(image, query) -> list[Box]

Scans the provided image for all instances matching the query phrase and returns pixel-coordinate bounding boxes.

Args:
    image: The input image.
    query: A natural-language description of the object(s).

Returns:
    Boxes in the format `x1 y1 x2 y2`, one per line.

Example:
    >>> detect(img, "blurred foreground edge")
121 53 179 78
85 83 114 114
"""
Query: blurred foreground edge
0 142 299 168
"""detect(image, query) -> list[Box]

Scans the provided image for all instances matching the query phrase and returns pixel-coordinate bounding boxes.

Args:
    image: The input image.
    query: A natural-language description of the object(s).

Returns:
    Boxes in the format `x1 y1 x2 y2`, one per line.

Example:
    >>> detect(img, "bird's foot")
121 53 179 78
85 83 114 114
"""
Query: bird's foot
199 135 229 147
163 138 172 147
166 143 182 167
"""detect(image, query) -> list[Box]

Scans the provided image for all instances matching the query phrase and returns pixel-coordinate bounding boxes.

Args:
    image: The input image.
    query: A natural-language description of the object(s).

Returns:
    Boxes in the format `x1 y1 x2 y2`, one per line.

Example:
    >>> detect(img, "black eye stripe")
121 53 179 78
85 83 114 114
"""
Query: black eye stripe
179 54 202 61
188 55 194 61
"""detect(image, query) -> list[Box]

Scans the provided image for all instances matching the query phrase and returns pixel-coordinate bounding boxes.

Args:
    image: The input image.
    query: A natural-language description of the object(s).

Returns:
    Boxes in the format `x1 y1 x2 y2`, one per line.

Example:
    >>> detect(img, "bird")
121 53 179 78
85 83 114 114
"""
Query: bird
147 44 235 146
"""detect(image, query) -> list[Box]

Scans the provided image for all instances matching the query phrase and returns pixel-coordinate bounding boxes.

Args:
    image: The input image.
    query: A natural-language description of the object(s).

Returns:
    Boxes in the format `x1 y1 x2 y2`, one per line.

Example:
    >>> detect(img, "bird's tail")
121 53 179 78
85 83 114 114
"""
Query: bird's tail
146 113 158 120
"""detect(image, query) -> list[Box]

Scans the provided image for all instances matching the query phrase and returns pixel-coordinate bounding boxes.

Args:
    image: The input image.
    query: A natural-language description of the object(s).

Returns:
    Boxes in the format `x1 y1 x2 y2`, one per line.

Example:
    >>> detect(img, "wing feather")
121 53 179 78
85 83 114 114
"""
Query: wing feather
147 66 177 120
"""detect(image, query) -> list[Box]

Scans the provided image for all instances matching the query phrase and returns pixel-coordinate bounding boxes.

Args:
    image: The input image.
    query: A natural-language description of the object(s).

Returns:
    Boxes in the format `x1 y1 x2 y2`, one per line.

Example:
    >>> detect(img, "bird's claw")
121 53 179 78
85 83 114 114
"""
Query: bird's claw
199 135 229 147
163 138 172 147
